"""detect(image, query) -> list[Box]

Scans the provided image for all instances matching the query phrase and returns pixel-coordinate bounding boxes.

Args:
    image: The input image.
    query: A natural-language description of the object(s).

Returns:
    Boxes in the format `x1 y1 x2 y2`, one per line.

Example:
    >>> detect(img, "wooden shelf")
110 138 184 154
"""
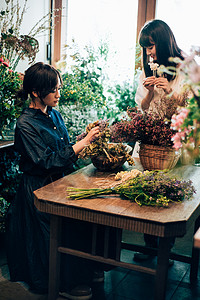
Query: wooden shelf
0 140 14 149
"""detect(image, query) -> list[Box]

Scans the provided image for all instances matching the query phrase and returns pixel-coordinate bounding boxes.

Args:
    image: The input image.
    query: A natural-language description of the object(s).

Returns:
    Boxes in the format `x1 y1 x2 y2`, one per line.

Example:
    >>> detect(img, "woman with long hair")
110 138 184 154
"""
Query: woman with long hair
135 19 187 119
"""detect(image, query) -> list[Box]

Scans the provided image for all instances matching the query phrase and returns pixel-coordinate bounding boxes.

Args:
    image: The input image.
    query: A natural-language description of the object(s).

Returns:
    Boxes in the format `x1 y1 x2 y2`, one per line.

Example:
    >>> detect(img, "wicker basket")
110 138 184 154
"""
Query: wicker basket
139 144 181 171
91 144 132 172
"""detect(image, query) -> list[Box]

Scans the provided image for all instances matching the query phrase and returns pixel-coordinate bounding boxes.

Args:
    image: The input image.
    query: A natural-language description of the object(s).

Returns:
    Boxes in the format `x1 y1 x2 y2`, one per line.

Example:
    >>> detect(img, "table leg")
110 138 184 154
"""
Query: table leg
48 215 61 300
155 237 171 300
190 216 200 283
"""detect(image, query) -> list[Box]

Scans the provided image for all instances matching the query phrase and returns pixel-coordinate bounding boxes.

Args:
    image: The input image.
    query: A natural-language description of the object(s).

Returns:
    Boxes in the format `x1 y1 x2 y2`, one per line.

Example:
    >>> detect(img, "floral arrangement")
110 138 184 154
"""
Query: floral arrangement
0 57 23 138
110 107 175 147
157 47 200 159
66 169 195 207
0 0 58 70
76 120 135 166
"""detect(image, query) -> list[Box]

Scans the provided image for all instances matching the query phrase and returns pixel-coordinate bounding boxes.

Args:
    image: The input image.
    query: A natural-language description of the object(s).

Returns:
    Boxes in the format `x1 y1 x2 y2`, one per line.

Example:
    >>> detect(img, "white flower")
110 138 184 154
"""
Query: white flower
148 56 159 72
148 61 159 71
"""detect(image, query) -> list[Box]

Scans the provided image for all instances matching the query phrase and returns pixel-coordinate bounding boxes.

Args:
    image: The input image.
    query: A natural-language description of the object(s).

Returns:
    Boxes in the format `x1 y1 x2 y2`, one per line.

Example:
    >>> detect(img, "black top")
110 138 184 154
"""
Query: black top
14 107 77 176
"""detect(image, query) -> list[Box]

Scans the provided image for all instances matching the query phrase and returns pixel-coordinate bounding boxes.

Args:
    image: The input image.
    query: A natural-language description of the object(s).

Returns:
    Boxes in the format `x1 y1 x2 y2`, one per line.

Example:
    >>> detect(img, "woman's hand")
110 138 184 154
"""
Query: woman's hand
141 76 155 110
73 126 100 155
154 77 171 94
84 126 100 144
143 76 155 91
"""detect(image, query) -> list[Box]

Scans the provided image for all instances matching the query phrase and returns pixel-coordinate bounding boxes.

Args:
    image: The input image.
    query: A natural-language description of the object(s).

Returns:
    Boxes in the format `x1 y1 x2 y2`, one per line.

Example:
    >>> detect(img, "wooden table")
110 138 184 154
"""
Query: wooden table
34 161 200 300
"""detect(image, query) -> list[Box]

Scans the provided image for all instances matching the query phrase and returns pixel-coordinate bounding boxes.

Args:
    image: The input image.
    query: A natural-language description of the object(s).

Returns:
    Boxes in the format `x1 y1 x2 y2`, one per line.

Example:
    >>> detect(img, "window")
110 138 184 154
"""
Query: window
156 0 200 63
65 0 138 83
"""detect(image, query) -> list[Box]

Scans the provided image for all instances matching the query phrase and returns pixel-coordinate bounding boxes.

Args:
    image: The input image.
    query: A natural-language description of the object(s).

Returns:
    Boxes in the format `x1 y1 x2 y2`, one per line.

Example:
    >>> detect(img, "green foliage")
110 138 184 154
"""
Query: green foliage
182 94 200 156
60 72 105 108
109 81 137 111
59 105 98 144
59 42 108 143
0 146 20 230
0 147 21 202
59 40 139 144
0 60 23 138
106 69 141 123
0 196 10 233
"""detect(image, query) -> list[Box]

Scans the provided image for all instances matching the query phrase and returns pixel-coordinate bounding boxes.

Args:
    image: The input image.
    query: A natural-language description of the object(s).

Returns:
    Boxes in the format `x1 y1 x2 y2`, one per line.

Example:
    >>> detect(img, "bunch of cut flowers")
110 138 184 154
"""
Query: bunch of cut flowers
76 120 135 166
110 107 175 147
157 47 200 159
67 169 195 207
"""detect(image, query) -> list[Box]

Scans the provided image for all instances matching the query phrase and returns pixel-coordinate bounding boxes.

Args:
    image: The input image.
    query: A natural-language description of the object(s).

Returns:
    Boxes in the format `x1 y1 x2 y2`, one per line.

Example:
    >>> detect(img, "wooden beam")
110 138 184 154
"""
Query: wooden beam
136 0 156 40
52 0 62 66
146 0 156 23
135 0 156 70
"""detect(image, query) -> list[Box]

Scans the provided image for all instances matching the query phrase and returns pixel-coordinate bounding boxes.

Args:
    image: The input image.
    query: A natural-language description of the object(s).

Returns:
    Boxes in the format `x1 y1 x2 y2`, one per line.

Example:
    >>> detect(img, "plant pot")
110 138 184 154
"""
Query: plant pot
139 144 181 171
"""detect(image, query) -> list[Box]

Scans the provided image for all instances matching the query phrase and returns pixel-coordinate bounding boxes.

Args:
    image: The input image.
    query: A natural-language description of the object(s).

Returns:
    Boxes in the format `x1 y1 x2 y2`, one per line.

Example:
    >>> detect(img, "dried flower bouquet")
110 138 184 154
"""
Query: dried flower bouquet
67 169 195 207
76 120 135 167
110 107 175 148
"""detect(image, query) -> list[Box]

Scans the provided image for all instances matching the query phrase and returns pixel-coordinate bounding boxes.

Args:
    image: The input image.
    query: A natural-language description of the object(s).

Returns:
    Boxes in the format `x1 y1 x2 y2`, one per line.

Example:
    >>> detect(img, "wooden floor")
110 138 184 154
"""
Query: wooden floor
1 229 200 300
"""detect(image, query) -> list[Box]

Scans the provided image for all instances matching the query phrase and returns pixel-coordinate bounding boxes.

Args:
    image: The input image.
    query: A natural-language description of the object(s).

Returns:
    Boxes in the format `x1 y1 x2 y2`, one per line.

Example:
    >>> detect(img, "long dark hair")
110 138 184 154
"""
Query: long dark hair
18 62 62 102
139 19 184 80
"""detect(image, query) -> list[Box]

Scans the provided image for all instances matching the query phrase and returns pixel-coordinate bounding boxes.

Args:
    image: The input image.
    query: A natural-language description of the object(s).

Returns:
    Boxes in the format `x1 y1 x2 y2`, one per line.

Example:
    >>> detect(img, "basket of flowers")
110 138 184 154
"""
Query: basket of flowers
110 108 181 170
138 144 180 170
76 120 134 171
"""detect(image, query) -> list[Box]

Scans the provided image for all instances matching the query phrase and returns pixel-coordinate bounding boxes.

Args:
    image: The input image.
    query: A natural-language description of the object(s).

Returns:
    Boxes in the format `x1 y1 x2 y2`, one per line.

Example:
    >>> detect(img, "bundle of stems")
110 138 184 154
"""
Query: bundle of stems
66 170 195 207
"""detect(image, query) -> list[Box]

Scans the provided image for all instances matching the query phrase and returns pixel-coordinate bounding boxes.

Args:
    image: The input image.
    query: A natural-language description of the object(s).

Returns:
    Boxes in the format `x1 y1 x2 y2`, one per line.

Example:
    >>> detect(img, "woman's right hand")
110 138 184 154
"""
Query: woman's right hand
141 76 155 110
143 76 155 91
72 126 100 155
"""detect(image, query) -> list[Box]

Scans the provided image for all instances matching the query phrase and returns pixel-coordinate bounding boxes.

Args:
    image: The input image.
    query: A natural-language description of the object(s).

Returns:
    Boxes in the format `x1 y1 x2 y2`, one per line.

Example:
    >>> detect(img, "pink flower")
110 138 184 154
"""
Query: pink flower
189 64 200 84
172 132 183 150
2 61 9 67
171 108 189 130
0 57 4 63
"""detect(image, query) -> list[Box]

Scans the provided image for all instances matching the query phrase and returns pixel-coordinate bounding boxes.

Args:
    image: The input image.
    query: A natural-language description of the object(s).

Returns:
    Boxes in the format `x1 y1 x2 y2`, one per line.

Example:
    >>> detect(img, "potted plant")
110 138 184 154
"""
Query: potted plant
110 107 181 170
0 0 59 139
0 58 23 139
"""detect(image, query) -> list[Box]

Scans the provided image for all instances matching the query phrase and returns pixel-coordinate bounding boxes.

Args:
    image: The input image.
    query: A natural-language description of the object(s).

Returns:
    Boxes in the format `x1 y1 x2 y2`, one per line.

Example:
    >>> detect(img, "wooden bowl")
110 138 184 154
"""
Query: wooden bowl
91 144 132 171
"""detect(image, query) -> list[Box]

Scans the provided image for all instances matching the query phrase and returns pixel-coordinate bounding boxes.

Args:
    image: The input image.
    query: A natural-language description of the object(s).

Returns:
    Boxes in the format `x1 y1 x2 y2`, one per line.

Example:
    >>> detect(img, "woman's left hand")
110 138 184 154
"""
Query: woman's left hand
154 77 171 94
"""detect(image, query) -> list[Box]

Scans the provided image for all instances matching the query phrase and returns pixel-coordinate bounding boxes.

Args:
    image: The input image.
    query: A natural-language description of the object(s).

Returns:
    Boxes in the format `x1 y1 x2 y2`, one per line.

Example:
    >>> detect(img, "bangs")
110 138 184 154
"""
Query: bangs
139 34 154 48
